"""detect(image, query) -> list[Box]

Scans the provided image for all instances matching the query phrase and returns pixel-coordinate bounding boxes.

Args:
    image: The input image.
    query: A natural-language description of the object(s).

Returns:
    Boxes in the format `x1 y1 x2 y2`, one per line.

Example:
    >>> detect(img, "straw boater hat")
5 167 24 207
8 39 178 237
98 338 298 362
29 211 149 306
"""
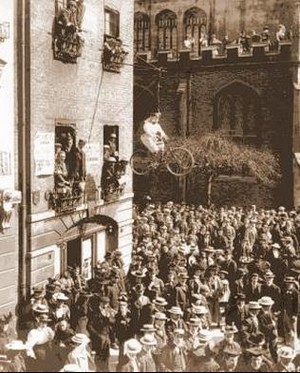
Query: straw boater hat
32 304 49 314
192 305 208 315
5 340 27 351
248 301 262 310
154 312 167 321
60 365 82 372
223 344 242 356
54 292 69 302
153 297 168 307
71 334 90 345
222 324 238 334
174 328 185 336
32 285 44 299
124 339 142 355
140 335 157 346
38 314 52 323
259 296 274 307
168 306 183 316
278 346 295 360
187 318 201 327
140 324 156 333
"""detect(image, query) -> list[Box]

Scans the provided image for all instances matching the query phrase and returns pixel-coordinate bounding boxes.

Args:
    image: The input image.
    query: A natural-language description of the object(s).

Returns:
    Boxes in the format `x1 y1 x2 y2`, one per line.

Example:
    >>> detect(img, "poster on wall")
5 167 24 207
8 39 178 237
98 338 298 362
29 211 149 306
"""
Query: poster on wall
34 132 55 176
85 142 101 170
0 151 12 176
82 238 92 280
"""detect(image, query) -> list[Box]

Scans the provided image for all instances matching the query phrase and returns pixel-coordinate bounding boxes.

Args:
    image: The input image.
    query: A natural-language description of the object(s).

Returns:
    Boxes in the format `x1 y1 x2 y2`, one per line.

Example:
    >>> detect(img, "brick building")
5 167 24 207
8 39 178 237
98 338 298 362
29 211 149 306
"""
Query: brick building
16 0 134 302
0 0 20 314
133 0 300 208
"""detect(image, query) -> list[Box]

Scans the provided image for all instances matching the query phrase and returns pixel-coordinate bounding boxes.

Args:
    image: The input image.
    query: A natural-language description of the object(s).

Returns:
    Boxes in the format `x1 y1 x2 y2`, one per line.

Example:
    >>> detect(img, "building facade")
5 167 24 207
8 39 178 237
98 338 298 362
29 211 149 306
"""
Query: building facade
17 0 134 301
0 0 20 314
134 0 299 208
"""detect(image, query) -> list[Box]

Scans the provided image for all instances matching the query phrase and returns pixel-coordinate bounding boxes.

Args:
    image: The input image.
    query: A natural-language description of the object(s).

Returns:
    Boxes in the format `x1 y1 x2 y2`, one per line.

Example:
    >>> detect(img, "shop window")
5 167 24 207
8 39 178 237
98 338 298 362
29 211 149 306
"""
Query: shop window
53 0 85 63
156 10 178 52
101 125 128 202
134 12 150 53
49 121 87 212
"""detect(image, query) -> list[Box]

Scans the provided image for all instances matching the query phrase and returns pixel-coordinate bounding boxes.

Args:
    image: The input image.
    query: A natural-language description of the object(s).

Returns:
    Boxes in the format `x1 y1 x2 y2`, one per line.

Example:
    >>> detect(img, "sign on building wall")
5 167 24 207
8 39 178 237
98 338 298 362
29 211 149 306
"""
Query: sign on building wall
0 151 11 176
85 142 101 170
34 133 55 176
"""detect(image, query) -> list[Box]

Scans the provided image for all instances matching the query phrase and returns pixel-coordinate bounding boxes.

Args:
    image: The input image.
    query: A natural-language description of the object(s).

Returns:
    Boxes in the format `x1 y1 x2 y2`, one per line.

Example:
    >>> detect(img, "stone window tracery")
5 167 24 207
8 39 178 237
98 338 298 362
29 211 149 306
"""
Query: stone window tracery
156 10 178 52
134 12 150 53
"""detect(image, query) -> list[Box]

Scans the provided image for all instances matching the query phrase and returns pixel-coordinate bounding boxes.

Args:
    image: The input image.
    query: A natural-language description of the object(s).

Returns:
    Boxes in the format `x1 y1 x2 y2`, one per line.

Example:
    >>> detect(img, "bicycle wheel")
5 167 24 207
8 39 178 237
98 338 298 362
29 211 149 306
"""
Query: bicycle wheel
130 150 152 176
166 147 195 176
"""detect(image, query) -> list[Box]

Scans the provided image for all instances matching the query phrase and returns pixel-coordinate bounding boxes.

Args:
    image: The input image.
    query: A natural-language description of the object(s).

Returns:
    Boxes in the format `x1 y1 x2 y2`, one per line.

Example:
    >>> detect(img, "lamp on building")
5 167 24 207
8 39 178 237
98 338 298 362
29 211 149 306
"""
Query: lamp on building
0 22 10 43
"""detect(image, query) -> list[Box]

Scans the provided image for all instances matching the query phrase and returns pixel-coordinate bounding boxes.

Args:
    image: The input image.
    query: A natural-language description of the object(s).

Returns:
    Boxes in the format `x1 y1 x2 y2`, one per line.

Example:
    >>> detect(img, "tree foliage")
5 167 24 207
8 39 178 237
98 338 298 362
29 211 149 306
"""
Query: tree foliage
169 132 281 186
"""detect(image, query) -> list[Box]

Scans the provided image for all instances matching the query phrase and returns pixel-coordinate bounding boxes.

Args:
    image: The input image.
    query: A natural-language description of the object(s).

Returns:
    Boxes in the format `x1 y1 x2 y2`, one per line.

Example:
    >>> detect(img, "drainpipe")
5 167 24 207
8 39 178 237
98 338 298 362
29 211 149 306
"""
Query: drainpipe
18 0 30 305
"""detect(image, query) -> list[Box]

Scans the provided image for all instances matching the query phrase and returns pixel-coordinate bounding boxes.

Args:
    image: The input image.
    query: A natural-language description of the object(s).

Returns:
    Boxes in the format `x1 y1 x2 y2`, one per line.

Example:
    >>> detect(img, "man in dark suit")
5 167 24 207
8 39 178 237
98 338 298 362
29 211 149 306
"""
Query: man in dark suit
260 271 282 312
175 273 189 312
258 296 278 362
245 273 262 303
281 277 299 347
241 301 262 349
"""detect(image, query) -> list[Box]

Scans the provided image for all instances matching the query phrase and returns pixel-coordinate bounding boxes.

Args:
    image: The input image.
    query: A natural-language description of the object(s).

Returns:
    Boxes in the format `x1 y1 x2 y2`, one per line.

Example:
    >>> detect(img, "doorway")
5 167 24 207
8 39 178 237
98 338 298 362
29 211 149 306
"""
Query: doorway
67 238 81 269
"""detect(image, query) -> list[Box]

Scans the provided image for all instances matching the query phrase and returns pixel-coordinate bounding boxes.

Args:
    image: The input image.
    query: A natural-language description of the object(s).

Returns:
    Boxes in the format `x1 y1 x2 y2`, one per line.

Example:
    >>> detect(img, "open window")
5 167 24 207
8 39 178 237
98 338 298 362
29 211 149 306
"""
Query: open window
102 8 128 73
53 0 85 63
49 120 87 212
101 125 128 202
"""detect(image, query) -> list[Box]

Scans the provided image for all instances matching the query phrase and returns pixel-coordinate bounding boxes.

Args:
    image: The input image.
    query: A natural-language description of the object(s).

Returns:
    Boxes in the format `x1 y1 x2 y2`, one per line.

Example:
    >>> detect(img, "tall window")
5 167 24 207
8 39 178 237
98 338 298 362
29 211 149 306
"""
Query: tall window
55 0 67 15
134 12 150 53
214 83 260 145
156 10 177 52
105 7 120 38
184 7 207 54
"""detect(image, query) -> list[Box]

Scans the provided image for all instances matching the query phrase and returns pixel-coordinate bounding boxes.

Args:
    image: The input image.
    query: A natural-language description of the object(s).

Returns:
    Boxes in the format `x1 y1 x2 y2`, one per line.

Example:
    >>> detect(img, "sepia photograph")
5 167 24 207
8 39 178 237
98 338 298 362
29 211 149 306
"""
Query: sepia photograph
2 0 300 371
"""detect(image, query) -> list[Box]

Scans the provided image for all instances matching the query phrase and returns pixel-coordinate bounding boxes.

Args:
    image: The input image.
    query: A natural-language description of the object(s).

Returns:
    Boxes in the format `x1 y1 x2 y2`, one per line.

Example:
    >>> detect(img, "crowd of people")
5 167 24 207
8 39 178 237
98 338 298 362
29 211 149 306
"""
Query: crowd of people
2 201 300 371
183 24 290 56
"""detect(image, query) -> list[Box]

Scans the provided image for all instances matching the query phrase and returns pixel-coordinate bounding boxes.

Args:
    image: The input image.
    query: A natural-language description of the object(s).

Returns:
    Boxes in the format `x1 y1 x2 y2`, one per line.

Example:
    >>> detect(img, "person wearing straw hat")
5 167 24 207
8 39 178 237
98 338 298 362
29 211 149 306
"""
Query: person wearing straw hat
166 307 185 342
87 296 116 371
152 312 168 371
66 334 95 372
4 340 27 372
273 346 296 372
258 296 278 362
115 301 132 360
219 343 242 372
60 364 82 372
281 276 298 348
241 302 262 349
119 338 142 372
52 319 75 371
52 292 70 323
243 346 273 372
152 296 168 313
138 334 157 372
160 329 188 372
215 324 240 364
26 313 55 372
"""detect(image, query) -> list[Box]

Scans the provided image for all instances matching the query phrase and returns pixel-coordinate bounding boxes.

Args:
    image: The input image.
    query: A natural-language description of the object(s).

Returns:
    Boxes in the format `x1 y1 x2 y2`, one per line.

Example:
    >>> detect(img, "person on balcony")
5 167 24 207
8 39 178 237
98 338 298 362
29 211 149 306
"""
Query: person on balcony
54 151 72 195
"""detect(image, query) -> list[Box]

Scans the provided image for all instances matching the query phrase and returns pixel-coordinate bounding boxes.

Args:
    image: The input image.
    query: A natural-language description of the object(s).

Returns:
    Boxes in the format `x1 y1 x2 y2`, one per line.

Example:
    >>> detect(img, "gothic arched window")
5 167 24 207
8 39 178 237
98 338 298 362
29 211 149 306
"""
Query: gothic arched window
156 10 178 52
184 7 207 54
134 12 150 53
214 82 261 145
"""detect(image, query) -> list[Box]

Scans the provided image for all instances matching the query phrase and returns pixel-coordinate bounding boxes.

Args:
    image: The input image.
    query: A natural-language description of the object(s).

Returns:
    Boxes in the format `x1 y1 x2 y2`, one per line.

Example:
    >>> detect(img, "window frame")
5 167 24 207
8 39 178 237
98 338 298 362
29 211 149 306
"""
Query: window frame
104 7 120 39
